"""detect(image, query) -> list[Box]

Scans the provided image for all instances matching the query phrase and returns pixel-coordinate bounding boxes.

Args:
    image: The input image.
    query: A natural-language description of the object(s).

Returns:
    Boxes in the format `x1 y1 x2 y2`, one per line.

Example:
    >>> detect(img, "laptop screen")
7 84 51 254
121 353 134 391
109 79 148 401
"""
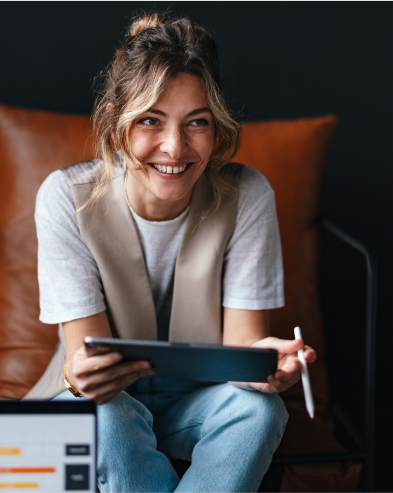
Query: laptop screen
0 401 96 492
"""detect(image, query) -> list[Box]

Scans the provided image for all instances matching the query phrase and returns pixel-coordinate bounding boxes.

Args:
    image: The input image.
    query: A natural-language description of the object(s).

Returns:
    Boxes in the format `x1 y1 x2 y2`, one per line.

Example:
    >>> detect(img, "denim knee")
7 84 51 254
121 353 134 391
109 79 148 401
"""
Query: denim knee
241 388 287 430
213 385 288 449
194 385 288 491
249 391 288 436
97 390 153 436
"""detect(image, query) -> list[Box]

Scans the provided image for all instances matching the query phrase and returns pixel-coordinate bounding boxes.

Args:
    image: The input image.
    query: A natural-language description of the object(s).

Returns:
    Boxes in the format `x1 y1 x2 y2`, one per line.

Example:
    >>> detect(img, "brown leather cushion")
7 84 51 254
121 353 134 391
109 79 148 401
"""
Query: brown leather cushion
0 104 93 399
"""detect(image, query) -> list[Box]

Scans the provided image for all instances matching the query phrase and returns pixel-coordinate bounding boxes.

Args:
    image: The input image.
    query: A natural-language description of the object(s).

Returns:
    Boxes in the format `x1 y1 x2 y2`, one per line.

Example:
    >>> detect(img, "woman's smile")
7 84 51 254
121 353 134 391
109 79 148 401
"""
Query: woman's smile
148 162 192 175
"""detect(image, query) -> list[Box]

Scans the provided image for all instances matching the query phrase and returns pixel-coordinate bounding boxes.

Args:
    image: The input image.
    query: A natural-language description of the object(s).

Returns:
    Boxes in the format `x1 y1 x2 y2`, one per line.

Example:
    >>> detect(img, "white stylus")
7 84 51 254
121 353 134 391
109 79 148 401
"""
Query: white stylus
294 327 314 419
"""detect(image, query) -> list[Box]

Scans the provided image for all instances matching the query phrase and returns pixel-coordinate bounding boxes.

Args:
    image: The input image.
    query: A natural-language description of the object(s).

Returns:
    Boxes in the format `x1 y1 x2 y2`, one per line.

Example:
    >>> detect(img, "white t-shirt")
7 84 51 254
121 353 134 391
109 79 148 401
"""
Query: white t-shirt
35 165 285 339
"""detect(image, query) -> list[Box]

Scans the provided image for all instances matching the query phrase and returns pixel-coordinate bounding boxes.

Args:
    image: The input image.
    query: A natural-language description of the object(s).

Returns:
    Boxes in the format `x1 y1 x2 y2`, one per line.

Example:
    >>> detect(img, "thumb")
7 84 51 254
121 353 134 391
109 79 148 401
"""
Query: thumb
74 345 91 360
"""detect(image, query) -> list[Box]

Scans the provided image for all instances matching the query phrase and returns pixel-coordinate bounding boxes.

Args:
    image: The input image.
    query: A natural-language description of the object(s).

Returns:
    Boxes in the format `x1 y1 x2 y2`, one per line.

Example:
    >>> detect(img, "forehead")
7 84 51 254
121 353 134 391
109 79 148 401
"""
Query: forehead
154 74 209 112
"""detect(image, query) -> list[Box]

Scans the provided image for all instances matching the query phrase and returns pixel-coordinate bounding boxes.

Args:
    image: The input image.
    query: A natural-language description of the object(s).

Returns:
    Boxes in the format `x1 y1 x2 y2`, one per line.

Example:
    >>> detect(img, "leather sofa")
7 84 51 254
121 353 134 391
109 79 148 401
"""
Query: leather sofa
0 104 362 491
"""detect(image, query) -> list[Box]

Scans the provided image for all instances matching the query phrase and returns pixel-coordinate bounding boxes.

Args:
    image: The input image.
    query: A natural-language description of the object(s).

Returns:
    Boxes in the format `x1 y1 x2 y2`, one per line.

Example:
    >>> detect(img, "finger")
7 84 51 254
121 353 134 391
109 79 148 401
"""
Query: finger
267 373 297 393
94 375 149 406
79 363 155 391
271 367 301 387
98 361 154 383
85 353 124 371
81 367 155 396
77 345 120 361
303 346 317 363
273 368 301 385
278 356 302 373
248 381 279 394
266 376 285 392
253 337 304 356
73 350 122 374
95 392 118 405
228 381 257 391
92 387 124 405
75 354 151 378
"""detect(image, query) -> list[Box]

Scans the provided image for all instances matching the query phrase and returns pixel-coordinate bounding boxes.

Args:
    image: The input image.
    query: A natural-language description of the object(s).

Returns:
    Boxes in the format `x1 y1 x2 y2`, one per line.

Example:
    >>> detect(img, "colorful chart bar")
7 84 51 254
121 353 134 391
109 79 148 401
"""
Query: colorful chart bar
0 468 55 474
0 484 38 489
0 449 21 455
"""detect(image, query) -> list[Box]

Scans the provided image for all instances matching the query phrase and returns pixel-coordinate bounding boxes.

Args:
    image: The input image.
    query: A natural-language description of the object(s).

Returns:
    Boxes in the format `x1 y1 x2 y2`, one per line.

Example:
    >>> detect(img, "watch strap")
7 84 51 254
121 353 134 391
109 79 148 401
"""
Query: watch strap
63 363 83 398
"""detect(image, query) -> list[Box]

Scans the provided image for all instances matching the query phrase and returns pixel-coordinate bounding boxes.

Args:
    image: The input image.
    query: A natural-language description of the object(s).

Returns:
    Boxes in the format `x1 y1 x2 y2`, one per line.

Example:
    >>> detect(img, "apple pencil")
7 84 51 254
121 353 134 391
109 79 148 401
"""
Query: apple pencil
294 327 314 419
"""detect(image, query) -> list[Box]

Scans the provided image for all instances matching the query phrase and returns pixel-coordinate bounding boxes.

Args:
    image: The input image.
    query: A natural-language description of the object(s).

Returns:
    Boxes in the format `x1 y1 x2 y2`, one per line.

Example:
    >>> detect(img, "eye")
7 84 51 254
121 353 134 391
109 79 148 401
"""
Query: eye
137 117 159 126
189 118 209 127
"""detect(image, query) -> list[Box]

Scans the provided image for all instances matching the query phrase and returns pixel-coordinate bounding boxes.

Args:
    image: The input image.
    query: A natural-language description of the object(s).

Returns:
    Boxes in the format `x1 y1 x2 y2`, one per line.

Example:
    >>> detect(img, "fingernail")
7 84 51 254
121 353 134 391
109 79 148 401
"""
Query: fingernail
139 362 151 370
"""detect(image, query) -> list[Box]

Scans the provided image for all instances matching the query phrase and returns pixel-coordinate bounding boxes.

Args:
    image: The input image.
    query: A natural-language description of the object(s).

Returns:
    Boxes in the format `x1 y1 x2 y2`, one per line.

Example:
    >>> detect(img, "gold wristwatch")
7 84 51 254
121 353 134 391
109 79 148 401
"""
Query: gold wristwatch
63 363 83 398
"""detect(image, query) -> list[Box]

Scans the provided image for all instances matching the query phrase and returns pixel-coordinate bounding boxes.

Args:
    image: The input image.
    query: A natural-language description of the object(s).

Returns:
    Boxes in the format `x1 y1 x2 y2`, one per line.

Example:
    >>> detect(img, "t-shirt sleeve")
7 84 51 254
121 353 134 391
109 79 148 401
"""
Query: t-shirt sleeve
222 166 285 310
35 170 106 324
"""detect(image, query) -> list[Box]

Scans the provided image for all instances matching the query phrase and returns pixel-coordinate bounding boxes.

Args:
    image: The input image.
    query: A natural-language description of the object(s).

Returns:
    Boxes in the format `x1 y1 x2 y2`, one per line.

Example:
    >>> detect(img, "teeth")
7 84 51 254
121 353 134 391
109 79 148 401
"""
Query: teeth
153 164 188 174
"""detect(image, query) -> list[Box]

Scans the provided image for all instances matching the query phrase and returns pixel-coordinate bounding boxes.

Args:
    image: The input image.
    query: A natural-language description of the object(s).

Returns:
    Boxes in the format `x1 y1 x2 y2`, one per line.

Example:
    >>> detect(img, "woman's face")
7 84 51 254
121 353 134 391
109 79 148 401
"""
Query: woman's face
125 73 215 220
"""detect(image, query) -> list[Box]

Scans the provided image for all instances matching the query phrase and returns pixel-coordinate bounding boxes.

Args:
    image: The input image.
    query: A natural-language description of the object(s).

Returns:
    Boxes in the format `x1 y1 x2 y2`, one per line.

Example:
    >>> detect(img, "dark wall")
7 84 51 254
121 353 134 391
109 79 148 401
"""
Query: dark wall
1 2 391 489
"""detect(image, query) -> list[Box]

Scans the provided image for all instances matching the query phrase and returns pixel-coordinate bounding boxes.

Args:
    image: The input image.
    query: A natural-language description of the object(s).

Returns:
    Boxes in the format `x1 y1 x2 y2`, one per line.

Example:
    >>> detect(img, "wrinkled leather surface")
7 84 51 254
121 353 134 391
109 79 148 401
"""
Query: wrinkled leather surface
0 104 93 399
0 105 359 490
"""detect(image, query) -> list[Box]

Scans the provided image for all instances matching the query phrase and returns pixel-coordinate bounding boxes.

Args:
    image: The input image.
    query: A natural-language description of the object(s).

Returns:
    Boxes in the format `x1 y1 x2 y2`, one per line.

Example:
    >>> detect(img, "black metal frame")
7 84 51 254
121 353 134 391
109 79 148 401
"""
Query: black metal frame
270 220 377 492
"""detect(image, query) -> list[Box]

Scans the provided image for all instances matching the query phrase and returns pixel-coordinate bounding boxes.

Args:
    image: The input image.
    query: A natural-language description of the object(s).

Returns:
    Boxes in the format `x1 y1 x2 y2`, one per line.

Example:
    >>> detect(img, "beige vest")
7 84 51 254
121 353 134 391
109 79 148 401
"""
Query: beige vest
25 154 242 399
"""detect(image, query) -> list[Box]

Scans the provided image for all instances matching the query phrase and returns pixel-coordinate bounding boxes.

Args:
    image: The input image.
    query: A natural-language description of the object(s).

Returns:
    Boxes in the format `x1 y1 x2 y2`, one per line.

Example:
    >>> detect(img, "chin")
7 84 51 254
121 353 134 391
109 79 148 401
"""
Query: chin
150 179 193 201
155 190 190 203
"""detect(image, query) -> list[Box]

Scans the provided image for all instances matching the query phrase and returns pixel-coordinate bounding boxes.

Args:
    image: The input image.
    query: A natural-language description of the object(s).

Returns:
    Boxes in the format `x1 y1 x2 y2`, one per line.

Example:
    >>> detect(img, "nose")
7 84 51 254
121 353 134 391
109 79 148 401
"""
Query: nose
159 124 188 159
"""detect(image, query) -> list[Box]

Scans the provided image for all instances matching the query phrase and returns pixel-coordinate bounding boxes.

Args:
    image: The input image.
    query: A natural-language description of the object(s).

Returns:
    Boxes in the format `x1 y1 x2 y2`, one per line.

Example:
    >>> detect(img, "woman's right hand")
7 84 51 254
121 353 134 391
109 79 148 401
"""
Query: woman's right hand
65 346 155 405
63 311 156 404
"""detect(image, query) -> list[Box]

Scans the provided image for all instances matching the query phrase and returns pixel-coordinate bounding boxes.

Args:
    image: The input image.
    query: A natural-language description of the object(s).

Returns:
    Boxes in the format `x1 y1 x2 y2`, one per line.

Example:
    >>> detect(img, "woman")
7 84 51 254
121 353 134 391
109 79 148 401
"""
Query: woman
34 13 316 493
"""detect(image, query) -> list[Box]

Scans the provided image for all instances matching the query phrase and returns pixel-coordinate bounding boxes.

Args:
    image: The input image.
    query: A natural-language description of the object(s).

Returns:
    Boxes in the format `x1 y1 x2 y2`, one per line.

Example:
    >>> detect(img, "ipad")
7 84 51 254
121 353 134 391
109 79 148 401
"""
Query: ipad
84 337 277 383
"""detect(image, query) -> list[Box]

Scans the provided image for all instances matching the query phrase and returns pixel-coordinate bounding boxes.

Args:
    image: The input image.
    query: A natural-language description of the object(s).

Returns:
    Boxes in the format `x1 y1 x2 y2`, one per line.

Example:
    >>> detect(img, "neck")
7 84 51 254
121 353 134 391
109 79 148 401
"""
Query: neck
124 172 192 221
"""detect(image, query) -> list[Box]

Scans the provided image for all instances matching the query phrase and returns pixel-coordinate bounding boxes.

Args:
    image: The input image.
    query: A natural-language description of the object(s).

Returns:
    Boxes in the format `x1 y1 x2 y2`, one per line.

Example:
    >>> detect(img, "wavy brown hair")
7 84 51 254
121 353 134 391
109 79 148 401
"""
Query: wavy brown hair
81 12 242 214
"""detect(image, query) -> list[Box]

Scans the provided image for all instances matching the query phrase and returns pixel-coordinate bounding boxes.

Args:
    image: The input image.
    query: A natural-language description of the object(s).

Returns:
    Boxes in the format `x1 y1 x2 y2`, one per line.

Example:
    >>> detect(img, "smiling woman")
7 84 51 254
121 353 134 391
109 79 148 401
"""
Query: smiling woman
30 11 316 493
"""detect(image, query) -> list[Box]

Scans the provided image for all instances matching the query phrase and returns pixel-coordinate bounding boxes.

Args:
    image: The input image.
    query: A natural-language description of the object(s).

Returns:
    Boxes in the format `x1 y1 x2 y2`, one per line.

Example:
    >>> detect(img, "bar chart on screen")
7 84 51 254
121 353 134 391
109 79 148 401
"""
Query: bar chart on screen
0 414 95 492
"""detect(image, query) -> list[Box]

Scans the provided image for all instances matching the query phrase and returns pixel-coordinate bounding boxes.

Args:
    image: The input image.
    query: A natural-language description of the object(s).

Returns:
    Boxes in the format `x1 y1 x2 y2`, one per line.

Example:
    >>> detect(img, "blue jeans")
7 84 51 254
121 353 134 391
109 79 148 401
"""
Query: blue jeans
54 377 288 492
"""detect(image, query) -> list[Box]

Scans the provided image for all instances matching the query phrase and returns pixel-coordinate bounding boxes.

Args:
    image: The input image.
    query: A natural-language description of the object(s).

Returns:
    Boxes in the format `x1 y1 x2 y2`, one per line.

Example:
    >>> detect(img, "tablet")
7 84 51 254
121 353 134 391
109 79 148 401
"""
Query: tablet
84 337 277 383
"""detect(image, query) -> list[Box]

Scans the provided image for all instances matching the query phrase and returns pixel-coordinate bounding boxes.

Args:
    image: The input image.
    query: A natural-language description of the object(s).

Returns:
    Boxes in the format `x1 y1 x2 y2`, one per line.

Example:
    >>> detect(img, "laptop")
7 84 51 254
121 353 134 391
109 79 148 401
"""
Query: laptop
0 401 97 492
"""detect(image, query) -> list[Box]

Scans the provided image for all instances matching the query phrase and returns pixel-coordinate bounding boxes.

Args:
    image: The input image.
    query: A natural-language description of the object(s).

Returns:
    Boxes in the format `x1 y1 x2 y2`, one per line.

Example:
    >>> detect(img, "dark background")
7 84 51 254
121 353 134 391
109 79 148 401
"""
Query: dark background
0 2 391 490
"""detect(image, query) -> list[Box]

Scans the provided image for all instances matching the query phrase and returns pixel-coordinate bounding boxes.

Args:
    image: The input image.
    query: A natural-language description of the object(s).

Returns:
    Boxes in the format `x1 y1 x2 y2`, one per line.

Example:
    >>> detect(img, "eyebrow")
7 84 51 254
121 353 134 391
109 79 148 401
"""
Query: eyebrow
147 107 212 117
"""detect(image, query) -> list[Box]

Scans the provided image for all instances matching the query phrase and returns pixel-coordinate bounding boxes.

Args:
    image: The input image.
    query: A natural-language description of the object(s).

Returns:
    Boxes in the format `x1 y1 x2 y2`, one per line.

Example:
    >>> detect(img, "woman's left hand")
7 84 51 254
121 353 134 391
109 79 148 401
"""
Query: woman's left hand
230 337 317 393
